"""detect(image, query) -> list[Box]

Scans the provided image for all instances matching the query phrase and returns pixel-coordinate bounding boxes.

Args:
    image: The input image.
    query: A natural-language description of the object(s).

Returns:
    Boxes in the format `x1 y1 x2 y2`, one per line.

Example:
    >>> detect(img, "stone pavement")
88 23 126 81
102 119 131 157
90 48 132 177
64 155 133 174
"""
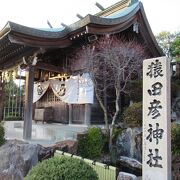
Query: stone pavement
3 121 88 146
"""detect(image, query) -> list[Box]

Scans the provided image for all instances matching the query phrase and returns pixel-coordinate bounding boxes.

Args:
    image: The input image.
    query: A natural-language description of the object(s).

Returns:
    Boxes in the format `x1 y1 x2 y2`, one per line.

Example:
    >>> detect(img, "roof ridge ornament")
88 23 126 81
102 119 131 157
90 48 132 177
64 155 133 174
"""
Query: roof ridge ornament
47 20 53 29
61 23 68 28
128 0 139 7
95 2 105 11
76 14 84 20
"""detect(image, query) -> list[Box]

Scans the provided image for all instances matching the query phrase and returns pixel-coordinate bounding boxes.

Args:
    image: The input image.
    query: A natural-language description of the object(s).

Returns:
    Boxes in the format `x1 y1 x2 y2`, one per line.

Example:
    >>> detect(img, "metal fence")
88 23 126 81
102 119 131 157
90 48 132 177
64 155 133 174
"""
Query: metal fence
55 150 116 180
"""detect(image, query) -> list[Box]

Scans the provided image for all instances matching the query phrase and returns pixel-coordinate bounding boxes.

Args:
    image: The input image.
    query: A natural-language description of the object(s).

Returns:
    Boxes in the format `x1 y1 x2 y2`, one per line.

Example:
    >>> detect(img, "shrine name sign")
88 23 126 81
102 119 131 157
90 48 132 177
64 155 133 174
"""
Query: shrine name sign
143 57 171 180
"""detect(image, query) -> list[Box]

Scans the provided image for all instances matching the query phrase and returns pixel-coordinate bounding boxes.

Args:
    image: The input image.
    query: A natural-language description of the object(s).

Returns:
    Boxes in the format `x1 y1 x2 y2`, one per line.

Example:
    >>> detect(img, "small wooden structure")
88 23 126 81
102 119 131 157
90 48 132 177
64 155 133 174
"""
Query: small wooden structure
34 107 54 124
0 0 163 139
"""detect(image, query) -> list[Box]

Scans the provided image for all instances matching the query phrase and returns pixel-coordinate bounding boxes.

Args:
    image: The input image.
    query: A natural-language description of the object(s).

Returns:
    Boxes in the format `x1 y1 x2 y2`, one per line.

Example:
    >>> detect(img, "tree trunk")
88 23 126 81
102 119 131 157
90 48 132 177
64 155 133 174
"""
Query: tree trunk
95 89 109 133
109 89 120 150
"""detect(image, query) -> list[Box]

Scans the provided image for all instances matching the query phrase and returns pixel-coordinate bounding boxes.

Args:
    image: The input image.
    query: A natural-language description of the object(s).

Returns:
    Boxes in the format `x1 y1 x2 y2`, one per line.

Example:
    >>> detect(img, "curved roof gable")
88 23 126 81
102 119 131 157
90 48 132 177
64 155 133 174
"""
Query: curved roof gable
0 0 163 70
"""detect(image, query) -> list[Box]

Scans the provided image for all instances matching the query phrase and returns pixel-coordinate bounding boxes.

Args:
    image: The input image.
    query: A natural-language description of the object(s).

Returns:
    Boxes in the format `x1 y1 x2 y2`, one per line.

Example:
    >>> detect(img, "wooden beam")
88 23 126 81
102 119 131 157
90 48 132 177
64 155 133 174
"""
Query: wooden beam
15 75 26 80
35 62 64 73
84 104 91 125
0 73 4 120
8 34 72 48
68 104 73 124
0 47 38 70
23 65 34 140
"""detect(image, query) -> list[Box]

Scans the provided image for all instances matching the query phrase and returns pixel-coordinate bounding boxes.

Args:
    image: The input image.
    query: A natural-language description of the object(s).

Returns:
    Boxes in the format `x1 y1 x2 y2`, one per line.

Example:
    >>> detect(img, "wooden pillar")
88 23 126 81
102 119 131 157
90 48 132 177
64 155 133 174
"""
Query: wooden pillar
0 72 3 121
68 104 73 124
23 65 34 140
84 104 91 126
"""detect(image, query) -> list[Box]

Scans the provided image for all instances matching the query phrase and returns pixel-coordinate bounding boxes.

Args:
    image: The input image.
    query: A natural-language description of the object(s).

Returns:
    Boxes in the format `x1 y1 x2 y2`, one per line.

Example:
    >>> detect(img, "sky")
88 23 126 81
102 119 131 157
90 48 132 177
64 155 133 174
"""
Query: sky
0 0 180 35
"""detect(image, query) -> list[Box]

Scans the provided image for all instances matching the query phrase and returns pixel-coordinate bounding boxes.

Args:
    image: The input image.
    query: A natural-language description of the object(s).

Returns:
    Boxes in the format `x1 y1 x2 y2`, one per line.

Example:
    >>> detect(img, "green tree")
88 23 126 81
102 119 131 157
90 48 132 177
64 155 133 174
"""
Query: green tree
156 31 180 59
170 35 180 61
156 31 175 57
3 70 24 119
4 80 19 107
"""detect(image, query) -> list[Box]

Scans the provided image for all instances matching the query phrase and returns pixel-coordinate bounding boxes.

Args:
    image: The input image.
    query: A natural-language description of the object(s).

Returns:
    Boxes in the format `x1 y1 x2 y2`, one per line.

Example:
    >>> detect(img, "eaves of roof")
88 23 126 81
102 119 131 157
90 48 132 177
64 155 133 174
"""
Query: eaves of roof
0 0 140 48
0 0 163 70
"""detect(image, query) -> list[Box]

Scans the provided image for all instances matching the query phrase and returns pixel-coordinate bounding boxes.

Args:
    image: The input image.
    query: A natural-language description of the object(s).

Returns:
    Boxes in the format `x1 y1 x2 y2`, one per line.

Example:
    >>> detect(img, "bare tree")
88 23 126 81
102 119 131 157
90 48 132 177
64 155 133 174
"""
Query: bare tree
74 36 147 150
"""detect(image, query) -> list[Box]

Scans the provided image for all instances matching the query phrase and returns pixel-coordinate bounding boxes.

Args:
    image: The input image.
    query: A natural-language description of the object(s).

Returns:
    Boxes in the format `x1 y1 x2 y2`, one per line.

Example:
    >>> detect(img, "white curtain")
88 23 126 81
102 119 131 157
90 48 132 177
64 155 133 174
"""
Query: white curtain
77 73 94 104
33 81 50 103
50 77 79 104
50 73 94 104
33 73 94 104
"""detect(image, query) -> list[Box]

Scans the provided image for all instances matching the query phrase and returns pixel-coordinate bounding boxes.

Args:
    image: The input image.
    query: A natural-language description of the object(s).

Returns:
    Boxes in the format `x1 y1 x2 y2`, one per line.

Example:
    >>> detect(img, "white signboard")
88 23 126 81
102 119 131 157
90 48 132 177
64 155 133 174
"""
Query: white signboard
143 57 171 180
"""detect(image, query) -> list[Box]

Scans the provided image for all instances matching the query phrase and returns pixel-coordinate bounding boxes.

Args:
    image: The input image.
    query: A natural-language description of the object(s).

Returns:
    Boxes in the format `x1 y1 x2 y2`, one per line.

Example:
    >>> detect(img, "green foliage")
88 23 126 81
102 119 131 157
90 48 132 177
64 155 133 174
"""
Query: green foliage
112 127 123 144
25 156 98 180
123 102 142 127
171 123 180 155
0 124 5 146
156 31 174 56
77 127 105 159
110 145 118 165
4 117 22 121
100 131 109 154
156 31 180 58
4 80 23 107
3 78 24 120
170 36 180 60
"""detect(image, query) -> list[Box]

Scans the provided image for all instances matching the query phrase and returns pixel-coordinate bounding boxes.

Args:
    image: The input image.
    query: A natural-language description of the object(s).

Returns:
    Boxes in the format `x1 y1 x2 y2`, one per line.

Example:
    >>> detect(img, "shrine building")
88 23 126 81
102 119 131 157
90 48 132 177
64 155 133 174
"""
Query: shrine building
0 0 163 139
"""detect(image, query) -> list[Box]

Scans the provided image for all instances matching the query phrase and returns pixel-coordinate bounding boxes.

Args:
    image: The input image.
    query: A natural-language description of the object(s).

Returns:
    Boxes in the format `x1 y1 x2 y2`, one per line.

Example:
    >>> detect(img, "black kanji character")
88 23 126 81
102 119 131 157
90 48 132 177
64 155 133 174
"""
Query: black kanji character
146 59 163 78
147 149 163 168
148 82 163 96
146 123 164 144
148 99 162 119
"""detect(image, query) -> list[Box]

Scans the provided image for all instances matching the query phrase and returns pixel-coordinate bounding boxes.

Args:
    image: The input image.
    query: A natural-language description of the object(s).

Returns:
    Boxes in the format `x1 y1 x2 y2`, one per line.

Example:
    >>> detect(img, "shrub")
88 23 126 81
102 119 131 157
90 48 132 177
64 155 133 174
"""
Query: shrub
0 124 5 146
4 117 22 121
123 102 142 127
112 126 123 144
172 123 180 155
78 127 104 159
25 156 98 180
